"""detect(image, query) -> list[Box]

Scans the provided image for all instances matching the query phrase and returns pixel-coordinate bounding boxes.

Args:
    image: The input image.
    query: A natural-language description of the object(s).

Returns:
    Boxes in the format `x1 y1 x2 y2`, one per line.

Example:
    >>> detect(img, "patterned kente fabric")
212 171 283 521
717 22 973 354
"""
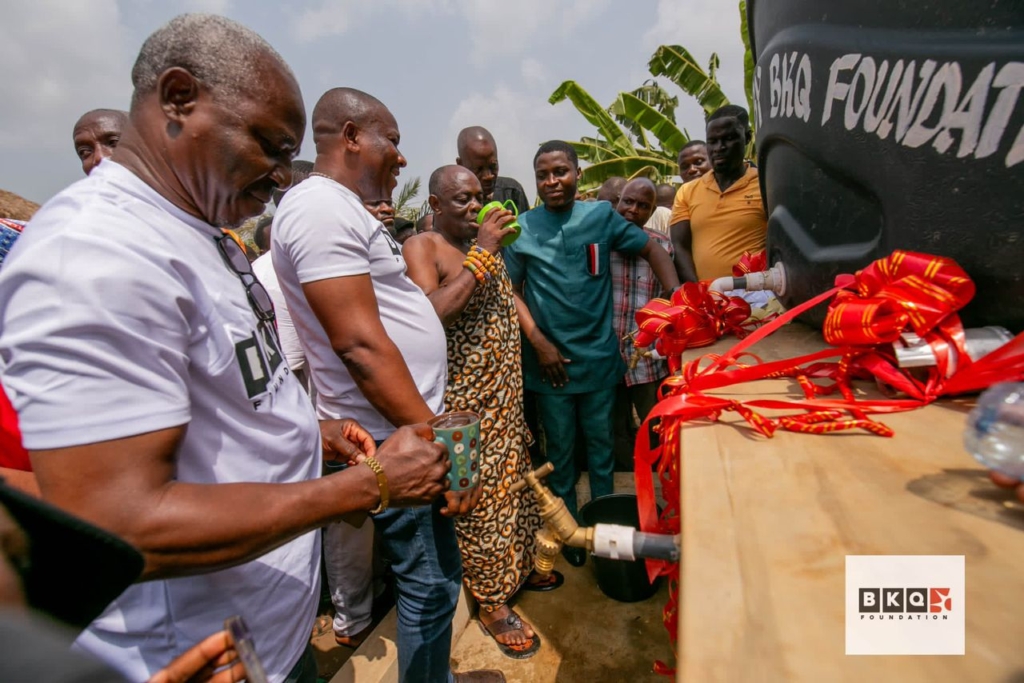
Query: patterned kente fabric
445 247 543 611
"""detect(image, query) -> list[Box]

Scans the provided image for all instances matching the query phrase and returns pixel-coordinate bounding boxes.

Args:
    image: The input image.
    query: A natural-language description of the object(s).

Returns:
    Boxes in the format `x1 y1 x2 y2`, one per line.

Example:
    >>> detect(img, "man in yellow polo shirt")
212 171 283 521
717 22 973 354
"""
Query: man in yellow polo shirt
669 104 766 282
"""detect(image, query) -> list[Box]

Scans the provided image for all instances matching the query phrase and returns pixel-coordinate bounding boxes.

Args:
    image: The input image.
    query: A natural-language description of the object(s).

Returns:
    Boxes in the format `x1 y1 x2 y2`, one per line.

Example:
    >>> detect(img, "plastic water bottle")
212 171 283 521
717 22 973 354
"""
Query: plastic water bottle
964 382 1024 479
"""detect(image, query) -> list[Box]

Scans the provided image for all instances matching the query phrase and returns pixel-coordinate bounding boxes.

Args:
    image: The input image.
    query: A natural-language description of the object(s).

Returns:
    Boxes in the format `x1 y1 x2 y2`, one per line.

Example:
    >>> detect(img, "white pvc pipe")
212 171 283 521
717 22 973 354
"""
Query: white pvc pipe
708 262 788 296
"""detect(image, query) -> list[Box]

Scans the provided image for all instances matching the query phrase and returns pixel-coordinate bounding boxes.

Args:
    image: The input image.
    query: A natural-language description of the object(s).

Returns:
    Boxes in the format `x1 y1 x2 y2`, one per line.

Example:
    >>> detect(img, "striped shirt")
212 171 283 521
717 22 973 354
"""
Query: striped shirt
611 228 673 387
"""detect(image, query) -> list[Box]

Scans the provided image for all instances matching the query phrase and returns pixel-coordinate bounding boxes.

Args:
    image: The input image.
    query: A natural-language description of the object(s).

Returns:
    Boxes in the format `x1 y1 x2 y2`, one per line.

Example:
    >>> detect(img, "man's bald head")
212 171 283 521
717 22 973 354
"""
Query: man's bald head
456 126 500 199
456 126 497 159
72 109 128 175
73 109 127 134
597 176 627 205
656 183 676 209
131 14 294 110
429 164 478 198
623 177 655 199
617 178 657 228
312 87 391 144
416 212 434 233
310 87 405 203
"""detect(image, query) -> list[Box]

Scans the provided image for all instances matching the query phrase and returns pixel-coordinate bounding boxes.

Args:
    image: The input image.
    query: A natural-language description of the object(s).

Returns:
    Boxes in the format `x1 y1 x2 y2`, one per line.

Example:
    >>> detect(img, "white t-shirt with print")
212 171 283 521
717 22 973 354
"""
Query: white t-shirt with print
253 251 306 373
271 176 447 440
0 162 321 683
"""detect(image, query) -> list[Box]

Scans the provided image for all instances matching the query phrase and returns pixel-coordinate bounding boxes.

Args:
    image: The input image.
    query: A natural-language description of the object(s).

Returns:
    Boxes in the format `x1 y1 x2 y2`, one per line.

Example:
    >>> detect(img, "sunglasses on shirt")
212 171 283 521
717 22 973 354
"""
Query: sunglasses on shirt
214 233 276 327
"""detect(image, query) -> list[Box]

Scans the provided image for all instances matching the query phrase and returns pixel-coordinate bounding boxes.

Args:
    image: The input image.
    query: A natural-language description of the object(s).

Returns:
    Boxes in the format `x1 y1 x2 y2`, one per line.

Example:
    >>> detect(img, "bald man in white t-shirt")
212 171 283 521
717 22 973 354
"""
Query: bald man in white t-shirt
272 87 499 683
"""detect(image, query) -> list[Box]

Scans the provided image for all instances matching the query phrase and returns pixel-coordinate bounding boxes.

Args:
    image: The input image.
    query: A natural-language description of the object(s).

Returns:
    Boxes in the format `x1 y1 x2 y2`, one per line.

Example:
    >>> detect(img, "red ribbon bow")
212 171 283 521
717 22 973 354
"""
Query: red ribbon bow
824 250 974 346
732 249 767 277
633 282 753 372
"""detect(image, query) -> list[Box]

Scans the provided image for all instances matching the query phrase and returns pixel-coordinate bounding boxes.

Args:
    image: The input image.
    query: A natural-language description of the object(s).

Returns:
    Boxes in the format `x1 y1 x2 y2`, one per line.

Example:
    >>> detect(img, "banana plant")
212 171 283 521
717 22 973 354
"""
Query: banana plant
613 80 679 149
578 156 679 190
608 92 689 157
548 81 636 158
551 1 755 190
648 44 730 117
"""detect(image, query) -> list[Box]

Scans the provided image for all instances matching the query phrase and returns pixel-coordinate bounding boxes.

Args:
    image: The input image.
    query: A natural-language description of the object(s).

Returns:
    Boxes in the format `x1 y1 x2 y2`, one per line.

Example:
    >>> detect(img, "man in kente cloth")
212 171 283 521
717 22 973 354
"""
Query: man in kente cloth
403 165 553 661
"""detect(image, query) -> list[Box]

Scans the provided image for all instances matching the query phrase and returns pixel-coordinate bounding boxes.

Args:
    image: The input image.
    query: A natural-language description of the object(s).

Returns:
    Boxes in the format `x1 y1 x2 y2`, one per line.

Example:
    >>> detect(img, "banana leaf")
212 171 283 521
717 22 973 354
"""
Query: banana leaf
613 81 679 143
549 81 635 157
569 138 624 164
578 155 678 188
739 0 757 145
609 92 689 157
648 45 730 116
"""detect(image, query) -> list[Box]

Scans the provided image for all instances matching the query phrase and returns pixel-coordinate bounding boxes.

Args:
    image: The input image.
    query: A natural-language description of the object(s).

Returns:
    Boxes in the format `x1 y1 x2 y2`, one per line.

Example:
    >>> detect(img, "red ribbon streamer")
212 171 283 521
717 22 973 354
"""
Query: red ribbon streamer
635 250 1024 674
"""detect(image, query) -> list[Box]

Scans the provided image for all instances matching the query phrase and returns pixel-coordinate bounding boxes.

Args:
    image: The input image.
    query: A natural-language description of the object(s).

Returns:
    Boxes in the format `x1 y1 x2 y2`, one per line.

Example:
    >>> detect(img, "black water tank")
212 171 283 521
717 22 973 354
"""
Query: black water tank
749 1 1024 330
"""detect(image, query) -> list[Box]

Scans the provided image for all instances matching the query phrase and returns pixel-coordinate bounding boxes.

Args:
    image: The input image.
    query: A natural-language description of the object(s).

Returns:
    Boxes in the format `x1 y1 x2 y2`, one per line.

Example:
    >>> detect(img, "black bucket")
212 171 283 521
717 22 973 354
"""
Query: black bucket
579 494 660 603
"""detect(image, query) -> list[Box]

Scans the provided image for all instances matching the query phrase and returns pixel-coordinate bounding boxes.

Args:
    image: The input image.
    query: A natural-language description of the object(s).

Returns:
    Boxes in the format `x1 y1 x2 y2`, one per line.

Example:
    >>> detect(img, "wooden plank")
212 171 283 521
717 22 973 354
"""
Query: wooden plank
674 323 1024 682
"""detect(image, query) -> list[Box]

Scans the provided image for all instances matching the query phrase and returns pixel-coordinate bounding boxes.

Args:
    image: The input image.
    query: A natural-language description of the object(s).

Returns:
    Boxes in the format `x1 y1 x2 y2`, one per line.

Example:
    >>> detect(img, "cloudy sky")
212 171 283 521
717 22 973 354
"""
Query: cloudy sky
0 0 747 211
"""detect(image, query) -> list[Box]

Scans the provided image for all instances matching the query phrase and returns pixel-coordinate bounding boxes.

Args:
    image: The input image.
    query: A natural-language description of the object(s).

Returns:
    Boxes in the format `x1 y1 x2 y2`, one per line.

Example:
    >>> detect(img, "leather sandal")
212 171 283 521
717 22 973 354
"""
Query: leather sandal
478 610 541 660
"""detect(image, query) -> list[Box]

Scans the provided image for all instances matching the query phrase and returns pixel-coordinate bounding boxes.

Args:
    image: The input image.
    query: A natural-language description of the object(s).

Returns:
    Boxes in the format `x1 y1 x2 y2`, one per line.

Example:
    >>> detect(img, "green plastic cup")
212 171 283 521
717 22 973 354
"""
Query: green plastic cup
477 199 521 247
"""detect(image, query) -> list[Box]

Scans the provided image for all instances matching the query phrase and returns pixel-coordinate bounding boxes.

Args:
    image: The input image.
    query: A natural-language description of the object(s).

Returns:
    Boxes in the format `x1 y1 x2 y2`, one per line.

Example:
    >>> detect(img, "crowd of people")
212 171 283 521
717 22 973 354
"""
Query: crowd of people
0 12 783 683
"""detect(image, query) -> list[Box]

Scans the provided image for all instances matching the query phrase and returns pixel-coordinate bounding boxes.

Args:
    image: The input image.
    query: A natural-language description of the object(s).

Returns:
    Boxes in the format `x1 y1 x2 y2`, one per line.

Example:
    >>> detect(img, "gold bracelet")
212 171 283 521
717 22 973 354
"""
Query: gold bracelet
363 456 389 514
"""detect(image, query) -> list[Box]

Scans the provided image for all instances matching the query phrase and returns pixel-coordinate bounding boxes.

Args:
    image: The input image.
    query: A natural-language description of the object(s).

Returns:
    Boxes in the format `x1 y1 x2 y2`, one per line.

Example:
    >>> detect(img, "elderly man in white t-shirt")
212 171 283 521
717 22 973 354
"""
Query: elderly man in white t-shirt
272 88 498 683
0 15 452 683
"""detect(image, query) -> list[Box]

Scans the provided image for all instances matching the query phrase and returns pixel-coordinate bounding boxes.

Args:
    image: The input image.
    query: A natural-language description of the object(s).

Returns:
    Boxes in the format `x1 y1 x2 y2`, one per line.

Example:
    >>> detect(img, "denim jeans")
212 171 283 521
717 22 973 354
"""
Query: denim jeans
373 500 462 683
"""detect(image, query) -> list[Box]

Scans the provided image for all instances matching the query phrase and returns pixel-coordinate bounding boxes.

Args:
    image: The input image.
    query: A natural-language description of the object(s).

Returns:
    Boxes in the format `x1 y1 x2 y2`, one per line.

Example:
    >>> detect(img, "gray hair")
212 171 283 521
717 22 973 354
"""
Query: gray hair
131 14 293 106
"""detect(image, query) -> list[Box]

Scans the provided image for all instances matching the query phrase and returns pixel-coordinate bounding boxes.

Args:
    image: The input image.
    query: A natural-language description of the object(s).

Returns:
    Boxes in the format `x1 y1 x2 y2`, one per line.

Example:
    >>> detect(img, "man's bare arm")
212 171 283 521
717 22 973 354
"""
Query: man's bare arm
404 212 516 329
637 240 681 294
0 467 39 497
302 274 435 426
669 220 698 283
403 236 479 329
30 423 448 580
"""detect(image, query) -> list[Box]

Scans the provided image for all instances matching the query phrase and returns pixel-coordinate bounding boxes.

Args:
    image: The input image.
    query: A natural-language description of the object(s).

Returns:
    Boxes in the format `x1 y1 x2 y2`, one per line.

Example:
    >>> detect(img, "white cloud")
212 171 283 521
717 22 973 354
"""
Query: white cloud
643 0 749 138
453 0 613 67
454 0 546 63
562 0 613 31
291 0 447 42
181 0 233 14
290 0 352 41
0 0 131 150
520 58 547 89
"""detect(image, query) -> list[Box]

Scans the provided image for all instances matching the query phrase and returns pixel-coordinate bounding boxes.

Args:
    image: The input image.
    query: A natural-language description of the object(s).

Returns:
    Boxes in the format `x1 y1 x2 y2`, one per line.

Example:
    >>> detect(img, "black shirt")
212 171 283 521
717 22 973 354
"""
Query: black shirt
491 176 531 214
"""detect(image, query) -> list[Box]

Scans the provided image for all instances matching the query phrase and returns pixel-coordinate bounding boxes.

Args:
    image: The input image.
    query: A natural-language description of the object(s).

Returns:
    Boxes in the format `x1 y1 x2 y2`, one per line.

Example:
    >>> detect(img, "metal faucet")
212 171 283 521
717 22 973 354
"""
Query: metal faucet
510 463 593 577
512 462 680 577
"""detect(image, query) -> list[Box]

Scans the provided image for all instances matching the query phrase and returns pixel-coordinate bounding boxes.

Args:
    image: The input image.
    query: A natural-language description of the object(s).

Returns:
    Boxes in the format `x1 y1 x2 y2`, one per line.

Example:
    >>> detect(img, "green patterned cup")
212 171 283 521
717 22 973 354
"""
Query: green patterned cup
429 411 481 491
477 199 521 247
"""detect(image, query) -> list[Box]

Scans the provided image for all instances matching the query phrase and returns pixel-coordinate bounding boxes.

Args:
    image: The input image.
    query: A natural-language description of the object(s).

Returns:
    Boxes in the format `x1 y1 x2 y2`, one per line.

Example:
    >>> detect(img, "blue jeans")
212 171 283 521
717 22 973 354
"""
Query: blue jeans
535 387 617 520
374 497 462 683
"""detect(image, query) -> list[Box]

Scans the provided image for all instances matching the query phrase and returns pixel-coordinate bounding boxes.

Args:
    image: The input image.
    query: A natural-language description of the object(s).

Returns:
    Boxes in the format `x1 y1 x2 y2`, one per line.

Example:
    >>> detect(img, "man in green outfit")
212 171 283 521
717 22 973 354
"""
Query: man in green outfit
504 140 679 566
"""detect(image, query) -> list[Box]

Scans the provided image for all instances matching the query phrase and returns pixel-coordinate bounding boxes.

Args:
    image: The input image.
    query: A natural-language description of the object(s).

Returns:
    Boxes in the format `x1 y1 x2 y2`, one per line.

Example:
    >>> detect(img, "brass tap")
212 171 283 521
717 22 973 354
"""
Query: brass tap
628 348 656 371
511 463 594 578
